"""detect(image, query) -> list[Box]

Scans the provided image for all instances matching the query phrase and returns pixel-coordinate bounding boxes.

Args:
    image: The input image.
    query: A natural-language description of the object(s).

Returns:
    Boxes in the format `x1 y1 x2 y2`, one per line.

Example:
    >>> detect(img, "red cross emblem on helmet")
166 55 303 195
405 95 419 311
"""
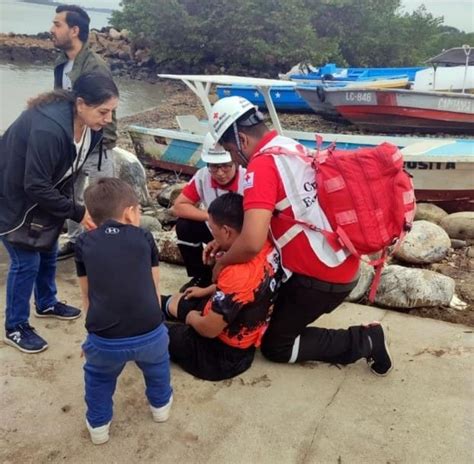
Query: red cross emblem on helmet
213 112 219 120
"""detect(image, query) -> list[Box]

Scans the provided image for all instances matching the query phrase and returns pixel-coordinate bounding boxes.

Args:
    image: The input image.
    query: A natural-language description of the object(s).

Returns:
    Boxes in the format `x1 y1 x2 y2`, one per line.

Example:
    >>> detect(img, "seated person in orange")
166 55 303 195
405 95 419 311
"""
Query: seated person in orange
163 192 280 381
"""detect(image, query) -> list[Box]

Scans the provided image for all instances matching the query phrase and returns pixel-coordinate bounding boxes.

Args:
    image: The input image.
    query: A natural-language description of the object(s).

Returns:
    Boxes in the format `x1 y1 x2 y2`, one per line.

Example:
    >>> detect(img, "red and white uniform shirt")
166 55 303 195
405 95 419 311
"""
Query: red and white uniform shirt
182 165 246 208
243 130 359 283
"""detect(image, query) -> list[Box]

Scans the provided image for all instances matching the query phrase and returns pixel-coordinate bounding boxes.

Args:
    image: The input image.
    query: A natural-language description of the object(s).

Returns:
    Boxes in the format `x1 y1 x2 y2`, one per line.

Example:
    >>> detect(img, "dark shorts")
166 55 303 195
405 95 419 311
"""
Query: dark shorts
168 296 255 381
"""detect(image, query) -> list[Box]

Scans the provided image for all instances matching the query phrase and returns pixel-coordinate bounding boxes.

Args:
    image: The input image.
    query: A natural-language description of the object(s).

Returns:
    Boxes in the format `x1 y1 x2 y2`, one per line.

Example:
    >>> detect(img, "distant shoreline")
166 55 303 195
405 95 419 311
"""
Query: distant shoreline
20 0 113 14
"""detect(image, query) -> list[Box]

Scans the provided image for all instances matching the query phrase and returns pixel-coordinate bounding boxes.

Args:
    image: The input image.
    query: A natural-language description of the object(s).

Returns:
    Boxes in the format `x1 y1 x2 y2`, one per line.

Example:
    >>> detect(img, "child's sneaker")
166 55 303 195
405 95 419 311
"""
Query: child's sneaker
150 395 173 422
86 420 111 445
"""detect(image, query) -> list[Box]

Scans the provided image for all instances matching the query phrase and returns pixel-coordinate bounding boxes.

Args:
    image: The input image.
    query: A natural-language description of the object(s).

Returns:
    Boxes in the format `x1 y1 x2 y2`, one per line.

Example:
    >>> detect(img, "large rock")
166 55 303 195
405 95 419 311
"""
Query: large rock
157 183 187 208
374 265 455 308
414 203 448 224
108 28 121 40
140 215 162 236
113 147 151 206
440 212 474 240
155 207 178 226
346 261 374 302
157 230 184 265
394 220 451 264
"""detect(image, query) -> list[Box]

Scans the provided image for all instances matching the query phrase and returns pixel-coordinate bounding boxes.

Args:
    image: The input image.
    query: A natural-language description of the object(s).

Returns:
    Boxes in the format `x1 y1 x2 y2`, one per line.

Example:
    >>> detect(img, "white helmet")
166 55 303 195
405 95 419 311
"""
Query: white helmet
210 96 255 142
201 132 232 163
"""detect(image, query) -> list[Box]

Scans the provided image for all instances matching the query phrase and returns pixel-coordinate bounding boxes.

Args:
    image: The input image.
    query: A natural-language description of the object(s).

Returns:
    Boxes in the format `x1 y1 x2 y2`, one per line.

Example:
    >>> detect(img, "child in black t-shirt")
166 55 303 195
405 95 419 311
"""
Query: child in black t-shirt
75 177 172 445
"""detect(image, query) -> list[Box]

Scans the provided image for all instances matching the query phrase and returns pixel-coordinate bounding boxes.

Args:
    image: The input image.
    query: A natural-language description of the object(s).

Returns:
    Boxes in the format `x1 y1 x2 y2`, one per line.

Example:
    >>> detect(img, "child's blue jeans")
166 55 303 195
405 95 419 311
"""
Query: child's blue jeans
82 323 172 428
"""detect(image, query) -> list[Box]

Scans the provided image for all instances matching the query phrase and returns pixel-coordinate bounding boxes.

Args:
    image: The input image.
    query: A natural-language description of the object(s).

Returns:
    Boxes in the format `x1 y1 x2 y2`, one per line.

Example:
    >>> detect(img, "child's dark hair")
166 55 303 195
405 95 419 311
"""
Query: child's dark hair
208 192 244 232
84 177 139 226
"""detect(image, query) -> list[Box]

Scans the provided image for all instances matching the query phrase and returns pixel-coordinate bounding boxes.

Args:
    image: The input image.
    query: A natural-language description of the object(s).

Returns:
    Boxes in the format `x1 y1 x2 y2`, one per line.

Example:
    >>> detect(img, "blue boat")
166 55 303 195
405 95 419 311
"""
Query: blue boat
288 63 426 83
216 75 410 114
216 84 313 111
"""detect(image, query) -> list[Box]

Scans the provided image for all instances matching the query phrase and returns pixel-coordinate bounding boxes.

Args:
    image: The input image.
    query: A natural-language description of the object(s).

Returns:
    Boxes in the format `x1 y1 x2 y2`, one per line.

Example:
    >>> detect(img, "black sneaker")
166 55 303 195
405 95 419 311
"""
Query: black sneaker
57 241 76 261
35 301 81 320
4 323 48 353
365 323 393 376
179 276 210 293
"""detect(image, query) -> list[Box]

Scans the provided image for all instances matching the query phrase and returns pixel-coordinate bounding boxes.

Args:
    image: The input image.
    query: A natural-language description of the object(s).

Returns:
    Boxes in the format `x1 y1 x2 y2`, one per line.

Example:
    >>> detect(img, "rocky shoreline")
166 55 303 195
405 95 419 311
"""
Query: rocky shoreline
0 28 159 80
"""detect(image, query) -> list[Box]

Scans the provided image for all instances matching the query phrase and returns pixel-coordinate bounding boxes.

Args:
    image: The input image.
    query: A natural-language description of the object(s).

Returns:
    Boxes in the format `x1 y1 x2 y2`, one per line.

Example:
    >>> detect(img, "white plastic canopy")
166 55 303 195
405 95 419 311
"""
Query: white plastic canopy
158 74 296 134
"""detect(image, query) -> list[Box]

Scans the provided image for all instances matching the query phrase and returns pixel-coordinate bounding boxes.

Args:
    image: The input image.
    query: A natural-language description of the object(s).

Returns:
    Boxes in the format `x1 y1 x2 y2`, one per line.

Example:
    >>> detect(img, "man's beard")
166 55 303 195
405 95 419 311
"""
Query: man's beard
52 36 73 51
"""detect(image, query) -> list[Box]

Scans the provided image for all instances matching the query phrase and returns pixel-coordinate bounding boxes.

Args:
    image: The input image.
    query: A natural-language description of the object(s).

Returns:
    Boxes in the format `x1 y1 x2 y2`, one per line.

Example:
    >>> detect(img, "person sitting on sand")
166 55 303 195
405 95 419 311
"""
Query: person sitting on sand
162 192 280 381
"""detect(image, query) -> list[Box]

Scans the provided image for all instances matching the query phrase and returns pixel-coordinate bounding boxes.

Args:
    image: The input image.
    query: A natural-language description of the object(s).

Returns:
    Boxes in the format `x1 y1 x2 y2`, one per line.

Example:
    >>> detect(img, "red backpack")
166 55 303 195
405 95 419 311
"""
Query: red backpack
263 140 416 302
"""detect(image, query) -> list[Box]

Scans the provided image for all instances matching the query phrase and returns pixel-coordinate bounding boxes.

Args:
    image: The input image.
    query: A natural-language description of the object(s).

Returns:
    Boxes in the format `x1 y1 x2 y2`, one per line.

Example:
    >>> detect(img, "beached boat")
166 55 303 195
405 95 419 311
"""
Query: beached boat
216 76 409 113
318 87 474 134
127 74 472 211
402 139 474 212
312 47 474 134
284 63 425 83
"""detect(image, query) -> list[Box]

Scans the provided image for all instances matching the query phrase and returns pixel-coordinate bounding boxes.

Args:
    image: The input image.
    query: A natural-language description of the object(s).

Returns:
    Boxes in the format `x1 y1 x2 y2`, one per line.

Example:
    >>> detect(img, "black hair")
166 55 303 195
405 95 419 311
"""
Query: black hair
220 109 267 144
27 72 118 109
73 72 119 106
208 192 244 232
56 4 90 43
84 177 139 226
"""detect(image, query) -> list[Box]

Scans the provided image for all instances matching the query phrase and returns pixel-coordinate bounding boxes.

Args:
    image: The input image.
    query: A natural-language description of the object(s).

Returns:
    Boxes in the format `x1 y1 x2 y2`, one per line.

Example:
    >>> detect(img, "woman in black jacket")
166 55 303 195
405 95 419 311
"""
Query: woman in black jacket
0 72 119 353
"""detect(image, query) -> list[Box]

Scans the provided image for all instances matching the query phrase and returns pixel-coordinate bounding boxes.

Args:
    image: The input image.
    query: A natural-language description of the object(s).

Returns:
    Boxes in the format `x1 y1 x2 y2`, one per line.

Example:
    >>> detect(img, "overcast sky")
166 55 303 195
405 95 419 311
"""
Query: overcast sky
79 0 473 33
402 0 473 32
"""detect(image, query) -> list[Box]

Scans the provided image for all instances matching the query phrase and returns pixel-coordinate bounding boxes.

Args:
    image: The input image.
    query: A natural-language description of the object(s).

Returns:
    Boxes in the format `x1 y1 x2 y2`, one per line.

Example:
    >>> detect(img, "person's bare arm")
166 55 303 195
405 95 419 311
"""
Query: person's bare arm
217 208 272 268
171 193 209 222
78 276 89 313
152 266 161 302
185 310 227 338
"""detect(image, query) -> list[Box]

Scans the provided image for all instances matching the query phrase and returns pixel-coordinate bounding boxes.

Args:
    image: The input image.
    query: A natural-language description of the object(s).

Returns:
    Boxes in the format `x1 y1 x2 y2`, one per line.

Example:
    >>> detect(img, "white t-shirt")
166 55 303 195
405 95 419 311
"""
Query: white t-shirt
62 127 92 180
62 60 74 90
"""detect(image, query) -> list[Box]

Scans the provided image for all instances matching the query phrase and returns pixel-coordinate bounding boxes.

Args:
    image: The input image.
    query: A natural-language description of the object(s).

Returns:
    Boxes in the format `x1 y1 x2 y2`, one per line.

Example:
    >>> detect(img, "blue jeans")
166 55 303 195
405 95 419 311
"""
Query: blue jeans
82 324 173 428
1 238 58 331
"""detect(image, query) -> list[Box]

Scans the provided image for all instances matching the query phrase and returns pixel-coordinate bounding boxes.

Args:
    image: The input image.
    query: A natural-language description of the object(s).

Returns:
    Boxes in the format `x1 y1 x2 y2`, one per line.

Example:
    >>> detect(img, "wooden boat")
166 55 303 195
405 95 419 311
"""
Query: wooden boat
313 47 474 134
318 87 474 134
285 63 425 83
402 140 474 211
216 76 409 113
127 74 472 212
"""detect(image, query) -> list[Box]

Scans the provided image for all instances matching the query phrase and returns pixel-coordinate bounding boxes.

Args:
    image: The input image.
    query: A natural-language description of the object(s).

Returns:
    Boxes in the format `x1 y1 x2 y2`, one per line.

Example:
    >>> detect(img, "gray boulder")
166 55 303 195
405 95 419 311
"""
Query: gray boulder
374 265 455 308
450 239 467 249
440 212 474 240
155 207 178 226
157 230 184 265
346 261 374 302
394 220 451 264
157 183 187 208
112 147 151 206
414 203 448 224
140 215 162 235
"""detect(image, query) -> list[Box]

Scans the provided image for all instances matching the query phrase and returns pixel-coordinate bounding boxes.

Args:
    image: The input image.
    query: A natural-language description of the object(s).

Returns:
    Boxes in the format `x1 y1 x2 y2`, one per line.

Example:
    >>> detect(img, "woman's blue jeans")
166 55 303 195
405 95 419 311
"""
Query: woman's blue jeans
1 238 58 331
82 324 173 428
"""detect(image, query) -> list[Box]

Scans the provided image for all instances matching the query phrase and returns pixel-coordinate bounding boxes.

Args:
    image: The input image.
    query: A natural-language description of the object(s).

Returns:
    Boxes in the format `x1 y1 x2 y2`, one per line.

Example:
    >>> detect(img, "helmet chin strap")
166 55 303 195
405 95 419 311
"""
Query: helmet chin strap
233 122 249 167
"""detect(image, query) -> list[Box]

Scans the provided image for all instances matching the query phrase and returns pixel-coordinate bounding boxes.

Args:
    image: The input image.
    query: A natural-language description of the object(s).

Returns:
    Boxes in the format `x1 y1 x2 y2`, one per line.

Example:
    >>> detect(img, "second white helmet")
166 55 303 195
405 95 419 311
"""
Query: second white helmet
210 96 255 142
201 132 232 163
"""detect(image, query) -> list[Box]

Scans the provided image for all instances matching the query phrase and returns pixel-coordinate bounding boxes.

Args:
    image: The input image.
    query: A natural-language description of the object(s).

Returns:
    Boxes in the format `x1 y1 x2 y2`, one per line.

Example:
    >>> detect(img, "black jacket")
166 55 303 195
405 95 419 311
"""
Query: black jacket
0 100 102 235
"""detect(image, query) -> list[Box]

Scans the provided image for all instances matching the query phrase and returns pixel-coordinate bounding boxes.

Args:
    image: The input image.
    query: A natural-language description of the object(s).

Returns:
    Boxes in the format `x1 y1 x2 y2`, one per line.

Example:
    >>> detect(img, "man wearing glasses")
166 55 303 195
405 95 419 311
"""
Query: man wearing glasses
172 134 246 292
